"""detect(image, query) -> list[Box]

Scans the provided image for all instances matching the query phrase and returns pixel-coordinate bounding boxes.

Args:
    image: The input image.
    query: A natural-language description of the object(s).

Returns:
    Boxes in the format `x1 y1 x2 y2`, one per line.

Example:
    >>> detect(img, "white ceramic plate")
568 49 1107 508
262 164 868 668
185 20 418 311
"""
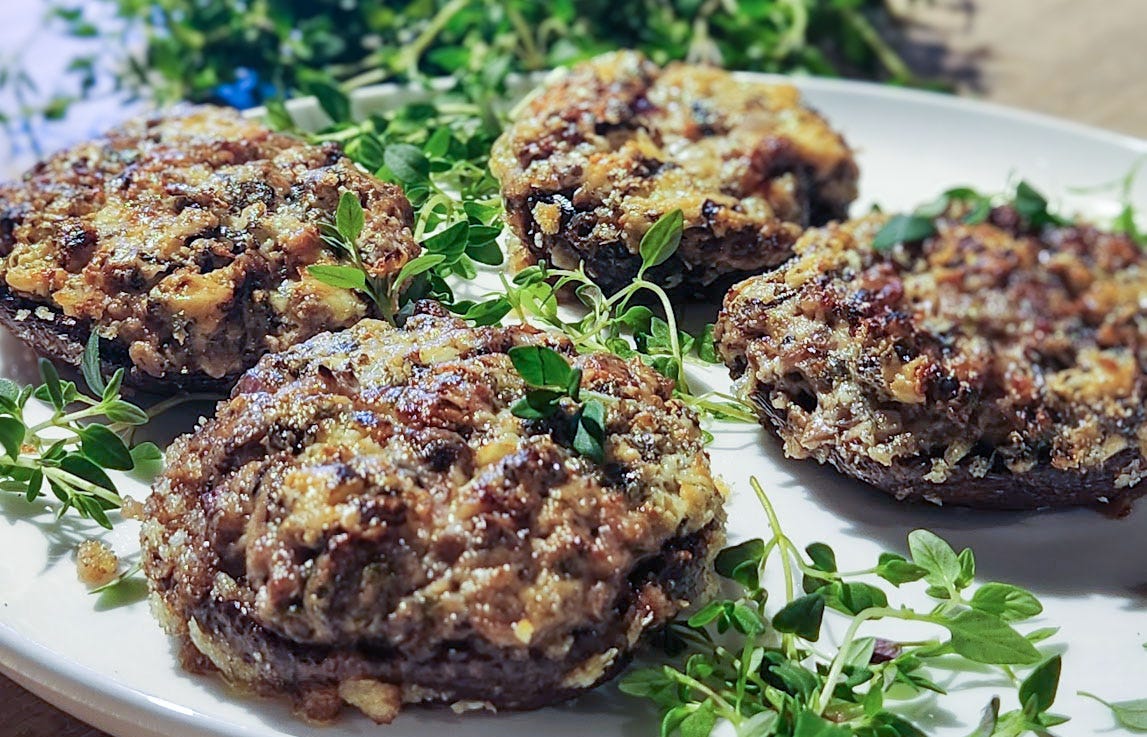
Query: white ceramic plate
1 76 1146 737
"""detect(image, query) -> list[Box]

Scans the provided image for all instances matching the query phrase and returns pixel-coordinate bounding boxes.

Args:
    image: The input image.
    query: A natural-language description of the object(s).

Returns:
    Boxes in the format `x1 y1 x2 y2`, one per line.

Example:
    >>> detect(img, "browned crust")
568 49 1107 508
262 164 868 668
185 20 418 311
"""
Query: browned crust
718 208 1147 511
751 389 1145 512
491 51 858 296
142 305 726 720
0 105 418 393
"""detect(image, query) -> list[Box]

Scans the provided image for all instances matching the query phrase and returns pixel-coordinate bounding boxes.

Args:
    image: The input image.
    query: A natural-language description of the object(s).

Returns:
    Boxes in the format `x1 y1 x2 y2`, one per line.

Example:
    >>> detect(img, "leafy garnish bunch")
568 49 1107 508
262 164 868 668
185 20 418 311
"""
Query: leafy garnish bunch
0 335 162 529
500 210 756 424
4 0 930 146
303 97 754 424
298 88 511 327
872 177 1145 251
508 345 608 463
621 478 1071 737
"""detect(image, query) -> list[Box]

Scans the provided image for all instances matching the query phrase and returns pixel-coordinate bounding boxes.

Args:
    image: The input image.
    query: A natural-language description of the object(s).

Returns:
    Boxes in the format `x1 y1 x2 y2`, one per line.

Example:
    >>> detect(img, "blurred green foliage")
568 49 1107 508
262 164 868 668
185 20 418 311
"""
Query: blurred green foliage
7 0 924 118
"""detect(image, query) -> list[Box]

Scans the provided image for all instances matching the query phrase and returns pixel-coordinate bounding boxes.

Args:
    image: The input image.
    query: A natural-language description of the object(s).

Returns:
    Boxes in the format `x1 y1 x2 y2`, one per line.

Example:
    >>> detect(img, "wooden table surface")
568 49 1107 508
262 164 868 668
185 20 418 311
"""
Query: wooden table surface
2 1 1145 736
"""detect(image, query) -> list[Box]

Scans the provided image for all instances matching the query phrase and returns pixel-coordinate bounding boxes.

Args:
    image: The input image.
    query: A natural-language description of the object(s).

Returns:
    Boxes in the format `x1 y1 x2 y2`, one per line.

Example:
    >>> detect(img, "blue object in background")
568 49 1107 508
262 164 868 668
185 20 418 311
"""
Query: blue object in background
211 68 279 109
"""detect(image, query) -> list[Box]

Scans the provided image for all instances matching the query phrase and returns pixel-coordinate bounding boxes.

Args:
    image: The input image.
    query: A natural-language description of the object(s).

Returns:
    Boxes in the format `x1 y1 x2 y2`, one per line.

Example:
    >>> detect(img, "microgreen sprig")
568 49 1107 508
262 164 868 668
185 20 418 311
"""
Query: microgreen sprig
310 190 446 324
508 345 607 463
297 92 512 325
621 476 1066 737
502 210 756 425
1070 156 1147 247
0 334 163 529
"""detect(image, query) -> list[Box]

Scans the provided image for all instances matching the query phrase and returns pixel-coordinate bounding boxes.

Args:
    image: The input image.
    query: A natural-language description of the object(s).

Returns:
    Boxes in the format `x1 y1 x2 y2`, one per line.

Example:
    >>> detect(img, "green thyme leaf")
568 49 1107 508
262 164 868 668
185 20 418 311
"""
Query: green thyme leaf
908 529 961 591
967 697 1001 737
447 297 512 326
964 196 993 224
82 331 106 396
914 192 951 219
308 264 368 291
638 209 684 272
60 453 116 493
1013 180 1065 227
78 425 132 471
466 233 505 266
38 358 65 411
393 253 447 293
1026 626 1060 643
1080 692 1147 731
1018 655 1061 715
956 547 976 589
695 324 720 364
872 214 937 251
24 468 42 503
421 221 469 261
875 552 929 585
335 190 365 244
0 416 24 459
101 369 124 404
129 441 165 480
0 378 18 407
969 582 1043 622
102 400 149 426
939 609 1041 665
384 143 430 184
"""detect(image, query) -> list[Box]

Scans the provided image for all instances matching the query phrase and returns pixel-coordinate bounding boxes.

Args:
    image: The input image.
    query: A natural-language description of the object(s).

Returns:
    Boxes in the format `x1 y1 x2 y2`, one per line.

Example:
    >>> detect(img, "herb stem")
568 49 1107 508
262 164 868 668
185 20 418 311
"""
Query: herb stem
396 0 470 78
750 477 798 657
813 606 926 715
144 392 222 419
663 668 740 724
43 467 121 505
504 4 545 70
839 6 916 84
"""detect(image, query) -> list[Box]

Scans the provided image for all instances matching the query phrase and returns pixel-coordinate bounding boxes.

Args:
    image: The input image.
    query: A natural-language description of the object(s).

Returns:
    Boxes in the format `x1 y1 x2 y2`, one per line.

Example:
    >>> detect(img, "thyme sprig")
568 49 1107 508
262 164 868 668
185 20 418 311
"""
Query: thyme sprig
621 477 1067 737
0 335 163 529
501 210 756 424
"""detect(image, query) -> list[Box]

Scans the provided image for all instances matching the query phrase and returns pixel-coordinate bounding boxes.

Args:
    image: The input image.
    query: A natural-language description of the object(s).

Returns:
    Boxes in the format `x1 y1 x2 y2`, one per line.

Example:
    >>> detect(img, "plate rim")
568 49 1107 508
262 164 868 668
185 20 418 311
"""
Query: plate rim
3 72 1145 737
